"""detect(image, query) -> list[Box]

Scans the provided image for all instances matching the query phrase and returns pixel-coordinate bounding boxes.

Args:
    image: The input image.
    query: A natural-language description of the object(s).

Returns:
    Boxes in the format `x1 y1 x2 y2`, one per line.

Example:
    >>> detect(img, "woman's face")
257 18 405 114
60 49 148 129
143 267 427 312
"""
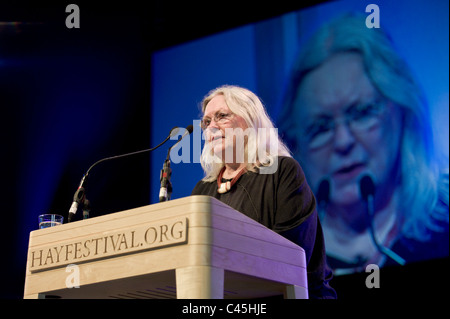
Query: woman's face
203 94 248 162
292 52 403 208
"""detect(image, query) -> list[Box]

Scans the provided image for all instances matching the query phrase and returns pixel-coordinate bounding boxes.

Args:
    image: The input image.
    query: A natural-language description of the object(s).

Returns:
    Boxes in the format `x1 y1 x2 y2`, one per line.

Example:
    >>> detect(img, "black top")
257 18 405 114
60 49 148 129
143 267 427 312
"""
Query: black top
191 156 337 299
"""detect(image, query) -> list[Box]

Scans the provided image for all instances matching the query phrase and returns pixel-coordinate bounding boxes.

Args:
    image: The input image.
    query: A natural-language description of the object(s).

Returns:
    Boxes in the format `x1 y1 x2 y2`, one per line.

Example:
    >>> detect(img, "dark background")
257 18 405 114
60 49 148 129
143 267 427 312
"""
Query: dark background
0 0 447 301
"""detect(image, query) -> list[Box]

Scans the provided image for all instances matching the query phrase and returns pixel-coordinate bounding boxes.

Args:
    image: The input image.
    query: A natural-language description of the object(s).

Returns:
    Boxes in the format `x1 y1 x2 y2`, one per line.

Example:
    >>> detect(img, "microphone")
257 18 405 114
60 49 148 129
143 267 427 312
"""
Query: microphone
82 198 91 220
159 159 172 202
67 126 180 223
359 175 406 266
159 125 193 202
360 175 375 205
68 174 88 223
316 179 330 220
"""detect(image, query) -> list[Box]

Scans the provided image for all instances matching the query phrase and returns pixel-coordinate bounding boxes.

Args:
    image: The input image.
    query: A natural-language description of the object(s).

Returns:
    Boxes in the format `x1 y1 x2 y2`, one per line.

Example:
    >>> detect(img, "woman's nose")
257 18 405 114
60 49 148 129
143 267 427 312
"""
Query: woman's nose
208 118 220 129
333 122 356 155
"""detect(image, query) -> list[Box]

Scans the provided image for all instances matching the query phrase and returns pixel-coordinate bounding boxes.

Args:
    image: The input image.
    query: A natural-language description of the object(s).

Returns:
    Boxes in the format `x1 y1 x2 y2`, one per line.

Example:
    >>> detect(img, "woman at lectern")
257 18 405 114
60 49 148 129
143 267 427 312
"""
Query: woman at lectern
191 85 337 299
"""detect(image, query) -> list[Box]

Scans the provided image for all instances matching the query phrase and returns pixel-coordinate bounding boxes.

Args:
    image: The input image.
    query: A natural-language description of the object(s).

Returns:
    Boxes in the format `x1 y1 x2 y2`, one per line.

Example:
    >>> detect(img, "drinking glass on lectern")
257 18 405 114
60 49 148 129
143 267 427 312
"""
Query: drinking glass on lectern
38 214 64 229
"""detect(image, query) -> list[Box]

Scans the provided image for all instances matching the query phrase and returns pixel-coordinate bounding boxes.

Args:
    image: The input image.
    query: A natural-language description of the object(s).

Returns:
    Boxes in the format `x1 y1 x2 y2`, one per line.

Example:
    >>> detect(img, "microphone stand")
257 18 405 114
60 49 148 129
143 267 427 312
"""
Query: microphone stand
360 175 406 266
366 193 406 266
159 125 193 202
82 198 91 220
159 158 172 202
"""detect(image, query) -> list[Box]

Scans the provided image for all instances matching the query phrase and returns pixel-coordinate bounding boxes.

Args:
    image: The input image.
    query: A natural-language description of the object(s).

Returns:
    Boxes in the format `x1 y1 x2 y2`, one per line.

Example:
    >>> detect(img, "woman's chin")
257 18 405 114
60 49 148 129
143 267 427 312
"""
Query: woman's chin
330 184 360 206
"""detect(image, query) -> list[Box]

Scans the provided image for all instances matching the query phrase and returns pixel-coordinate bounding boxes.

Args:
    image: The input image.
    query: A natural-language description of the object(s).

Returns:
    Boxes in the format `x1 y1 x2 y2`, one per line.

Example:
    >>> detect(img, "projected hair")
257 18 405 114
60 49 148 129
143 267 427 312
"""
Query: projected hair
200 85 291 182
278 13 448 241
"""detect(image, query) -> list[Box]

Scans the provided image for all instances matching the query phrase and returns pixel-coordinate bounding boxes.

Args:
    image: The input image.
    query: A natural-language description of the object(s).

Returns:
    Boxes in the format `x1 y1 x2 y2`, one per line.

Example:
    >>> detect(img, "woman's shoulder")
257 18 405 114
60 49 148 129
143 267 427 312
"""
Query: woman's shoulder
255 155 298 176
191 178 215 195
276 156 305 176
278 155 300 167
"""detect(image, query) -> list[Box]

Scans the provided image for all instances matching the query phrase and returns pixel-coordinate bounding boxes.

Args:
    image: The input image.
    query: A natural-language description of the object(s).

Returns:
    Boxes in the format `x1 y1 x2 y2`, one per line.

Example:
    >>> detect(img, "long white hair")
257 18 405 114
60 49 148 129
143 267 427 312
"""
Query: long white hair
200 85 291 182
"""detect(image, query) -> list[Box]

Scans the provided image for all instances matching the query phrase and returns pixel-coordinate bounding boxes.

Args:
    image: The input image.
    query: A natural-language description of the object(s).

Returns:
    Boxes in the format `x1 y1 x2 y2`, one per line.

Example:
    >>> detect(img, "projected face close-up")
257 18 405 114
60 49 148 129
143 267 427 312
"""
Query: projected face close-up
292 52 403 220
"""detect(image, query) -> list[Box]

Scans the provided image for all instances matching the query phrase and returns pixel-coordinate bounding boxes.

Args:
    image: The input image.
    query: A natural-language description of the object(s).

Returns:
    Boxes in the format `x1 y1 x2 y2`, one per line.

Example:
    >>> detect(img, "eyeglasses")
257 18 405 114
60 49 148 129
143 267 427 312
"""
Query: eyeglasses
200 112 233 130
304 100 389 150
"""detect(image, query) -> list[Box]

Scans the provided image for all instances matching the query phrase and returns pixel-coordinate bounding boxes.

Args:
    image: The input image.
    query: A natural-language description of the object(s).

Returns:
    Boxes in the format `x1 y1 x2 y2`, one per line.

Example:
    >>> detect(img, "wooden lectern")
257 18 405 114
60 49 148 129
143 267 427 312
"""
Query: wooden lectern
24 196 308 299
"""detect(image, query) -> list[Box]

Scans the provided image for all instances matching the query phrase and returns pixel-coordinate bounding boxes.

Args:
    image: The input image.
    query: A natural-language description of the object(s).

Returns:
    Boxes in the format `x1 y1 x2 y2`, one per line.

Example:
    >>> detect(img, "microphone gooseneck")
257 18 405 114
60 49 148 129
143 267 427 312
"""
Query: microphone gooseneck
359 175 406 266
68 126 180 223
85 126 180 177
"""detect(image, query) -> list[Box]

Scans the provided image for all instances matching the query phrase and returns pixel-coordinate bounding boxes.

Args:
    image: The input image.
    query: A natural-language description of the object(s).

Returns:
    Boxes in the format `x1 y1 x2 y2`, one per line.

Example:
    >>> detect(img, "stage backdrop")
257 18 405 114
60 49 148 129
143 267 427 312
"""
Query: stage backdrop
150 0 449 274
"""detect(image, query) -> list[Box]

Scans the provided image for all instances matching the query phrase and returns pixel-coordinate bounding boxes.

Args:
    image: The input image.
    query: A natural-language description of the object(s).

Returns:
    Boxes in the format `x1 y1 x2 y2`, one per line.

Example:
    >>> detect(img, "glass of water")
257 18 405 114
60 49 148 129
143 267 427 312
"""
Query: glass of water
39 214 64 229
